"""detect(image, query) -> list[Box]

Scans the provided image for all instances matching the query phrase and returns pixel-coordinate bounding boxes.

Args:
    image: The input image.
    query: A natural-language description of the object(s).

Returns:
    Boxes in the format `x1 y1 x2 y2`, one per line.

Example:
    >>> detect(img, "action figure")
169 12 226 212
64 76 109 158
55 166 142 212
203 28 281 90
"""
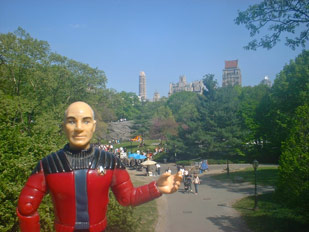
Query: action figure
17 101 182 232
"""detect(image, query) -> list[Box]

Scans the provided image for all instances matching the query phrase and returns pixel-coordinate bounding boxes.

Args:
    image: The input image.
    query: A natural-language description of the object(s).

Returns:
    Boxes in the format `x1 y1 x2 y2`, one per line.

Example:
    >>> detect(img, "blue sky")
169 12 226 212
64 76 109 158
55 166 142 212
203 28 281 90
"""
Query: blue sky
1 0 307 98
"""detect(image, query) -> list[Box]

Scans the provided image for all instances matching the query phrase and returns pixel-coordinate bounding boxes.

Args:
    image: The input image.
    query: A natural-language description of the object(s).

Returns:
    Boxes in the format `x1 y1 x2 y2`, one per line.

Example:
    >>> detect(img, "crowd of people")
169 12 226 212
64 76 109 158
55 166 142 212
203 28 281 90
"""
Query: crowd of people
95 141 206 195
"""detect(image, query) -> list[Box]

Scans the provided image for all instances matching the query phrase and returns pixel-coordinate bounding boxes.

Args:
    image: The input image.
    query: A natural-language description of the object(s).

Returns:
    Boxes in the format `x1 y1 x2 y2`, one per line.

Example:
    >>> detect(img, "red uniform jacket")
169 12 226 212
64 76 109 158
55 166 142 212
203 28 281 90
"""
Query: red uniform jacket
17 145 162 232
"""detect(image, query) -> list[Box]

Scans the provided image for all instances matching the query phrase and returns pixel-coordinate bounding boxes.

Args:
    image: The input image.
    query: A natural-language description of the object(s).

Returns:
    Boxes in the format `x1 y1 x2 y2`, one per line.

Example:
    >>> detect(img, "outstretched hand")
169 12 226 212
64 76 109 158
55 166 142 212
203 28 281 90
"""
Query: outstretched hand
156 171 183 194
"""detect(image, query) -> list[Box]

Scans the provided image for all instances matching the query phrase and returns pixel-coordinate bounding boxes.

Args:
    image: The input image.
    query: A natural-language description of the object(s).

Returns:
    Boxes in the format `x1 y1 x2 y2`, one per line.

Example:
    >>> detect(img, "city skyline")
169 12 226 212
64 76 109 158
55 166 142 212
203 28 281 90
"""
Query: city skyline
1 0 307 98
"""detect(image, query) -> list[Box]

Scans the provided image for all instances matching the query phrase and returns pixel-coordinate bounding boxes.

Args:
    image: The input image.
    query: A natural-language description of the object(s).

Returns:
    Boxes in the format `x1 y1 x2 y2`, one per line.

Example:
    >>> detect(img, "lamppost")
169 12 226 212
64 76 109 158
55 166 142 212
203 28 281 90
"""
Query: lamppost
252 159 259 210
226 159 230 176
130 140 132 154
174 145 177 161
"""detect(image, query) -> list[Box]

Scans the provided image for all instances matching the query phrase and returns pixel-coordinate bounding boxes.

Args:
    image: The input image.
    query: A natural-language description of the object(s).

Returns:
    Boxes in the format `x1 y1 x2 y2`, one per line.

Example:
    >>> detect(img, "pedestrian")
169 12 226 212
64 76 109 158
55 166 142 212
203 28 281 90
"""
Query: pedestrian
156 163 161 175
180 166 185 177
146 166 149 176
184 173 192 193
193 173 200 195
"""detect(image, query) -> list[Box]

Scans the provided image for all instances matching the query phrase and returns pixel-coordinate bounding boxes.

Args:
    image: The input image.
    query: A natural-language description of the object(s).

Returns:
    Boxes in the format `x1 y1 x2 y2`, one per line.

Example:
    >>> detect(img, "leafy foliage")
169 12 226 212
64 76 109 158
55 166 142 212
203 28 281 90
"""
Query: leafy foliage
0 28 138 232
277 104 309 216
106 192 139 232
255 50 309 161
149 106 178 142
235 0 309 50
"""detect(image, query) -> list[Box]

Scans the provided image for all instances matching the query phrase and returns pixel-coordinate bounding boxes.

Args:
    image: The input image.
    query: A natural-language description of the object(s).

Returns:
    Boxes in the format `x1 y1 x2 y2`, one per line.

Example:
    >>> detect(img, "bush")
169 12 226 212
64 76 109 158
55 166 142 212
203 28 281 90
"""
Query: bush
152 152 170 162
176 160 192 166
276 104 309 217
106 192 139 232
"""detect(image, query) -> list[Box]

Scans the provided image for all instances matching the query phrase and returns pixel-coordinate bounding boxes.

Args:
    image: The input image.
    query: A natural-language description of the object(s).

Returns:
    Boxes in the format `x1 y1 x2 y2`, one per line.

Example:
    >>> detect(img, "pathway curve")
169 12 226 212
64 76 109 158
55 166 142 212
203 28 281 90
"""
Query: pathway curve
155 163 274 232
128 163 275 232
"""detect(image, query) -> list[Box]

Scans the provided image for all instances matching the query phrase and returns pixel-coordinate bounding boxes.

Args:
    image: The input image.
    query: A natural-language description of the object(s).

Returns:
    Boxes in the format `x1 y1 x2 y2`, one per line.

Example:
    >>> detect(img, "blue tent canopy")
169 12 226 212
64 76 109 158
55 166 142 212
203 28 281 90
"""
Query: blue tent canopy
128 153 146 160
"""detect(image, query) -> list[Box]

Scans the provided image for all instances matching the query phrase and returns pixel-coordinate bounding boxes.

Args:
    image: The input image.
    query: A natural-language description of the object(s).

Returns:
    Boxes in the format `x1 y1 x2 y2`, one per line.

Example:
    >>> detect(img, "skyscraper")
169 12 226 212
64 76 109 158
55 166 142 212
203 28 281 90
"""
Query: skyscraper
222 60 242 87
139 71 146 101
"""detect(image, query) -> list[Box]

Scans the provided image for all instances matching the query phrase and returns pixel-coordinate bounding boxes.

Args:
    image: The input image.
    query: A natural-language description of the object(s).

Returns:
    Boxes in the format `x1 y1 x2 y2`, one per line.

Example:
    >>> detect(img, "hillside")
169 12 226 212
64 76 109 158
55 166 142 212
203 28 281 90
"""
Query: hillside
106 120 135 141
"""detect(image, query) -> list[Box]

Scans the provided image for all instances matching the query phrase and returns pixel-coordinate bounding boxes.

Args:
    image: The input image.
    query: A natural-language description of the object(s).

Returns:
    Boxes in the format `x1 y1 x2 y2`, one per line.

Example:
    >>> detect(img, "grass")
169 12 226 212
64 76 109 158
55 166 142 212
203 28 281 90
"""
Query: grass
212 167 278 186
211 167 309 232
131 179 158 232
113 140 162 154
233 193 309 232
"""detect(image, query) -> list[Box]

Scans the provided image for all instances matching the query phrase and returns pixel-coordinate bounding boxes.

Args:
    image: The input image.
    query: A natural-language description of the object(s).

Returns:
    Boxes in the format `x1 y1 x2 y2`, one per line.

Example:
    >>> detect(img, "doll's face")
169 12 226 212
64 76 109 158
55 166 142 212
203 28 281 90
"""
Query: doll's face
64 102 96 150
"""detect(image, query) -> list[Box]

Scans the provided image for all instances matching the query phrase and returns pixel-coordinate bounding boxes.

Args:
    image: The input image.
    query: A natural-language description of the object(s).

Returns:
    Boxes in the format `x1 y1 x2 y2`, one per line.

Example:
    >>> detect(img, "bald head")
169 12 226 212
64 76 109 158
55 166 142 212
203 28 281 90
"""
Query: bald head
65 101 95 121
64 101 96 150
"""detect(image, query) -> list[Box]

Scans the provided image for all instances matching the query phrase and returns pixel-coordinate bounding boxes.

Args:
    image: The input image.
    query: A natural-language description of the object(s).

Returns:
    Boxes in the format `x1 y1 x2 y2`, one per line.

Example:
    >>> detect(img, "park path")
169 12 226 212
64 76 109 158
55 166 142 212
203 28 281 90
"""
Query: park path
155 163 274 232
130 163 275 232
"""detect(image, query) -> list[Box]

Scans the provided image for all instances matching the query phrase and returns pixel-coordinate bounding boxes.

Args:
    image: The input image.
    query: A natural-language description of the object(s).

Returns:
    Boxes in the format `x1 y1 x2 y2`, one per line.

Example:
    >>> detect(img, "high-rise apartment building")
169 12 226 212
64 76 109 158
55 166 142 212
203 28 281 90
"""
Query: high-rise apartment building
222 60 242 87
168 75 205 96
139 71 146 100
153 91 160 102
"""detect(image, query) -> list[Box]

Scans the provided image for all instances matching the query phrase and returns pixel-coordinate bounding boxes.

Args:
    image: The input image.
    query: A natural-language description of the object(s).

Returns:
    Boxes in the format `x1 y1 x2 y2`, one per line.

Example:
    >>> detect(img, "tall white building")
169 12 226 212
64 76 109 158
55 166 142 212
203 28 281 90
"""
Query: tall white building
139 71 146 101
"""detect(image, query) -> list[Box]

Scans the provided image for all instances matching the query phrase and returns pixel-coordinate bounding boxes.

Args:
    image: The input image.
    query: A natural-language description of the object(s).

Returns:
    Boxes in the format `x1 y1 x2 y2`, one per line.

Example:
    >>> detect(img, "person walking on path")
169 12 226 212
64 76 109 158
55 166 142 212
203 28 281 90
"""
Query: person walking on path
156 163 161 176
193 173 200 195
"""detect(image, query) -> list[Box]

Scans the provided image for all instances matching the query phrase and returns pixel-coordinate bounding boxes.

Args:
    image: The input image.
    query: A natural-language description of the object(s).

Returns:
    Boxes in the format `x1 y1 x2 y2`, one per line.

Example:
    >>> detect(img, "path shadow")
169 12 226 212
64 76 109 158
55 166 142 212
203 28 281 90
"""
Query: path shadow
200 175 274 195
177 188 194 194
207 215 251 232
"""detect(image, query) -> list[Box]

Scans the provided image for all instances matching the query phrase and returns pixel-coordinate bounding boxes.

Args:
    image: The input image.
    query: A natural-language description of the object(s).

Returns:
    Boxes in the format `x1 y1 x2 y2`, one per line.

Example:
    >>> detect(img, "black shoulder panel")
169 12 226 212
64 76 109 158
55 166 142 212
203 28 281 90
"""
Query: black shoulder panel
90 148 100 169
57 150 72 172
31 161 41 175
40 148 125 174
42 151 73 174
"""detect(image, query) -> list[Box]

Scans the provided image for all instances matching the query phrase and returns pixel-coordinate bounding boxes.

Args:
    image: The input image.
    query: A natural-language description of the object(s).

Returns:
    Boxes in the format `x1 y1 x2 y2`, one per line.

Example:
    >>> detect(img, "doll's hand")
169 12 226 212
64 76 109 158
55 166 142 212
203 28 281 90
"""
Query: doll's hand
156 171 182 194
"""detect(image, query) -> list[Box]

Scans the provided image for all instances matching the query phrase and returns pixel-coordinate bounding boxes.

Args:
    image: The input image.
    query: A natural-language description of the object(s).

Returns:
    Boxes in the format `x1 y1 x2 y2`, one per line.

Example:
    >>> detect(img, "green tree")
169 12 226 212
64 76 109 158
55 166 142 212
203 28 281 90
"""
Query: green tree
0 28 138 231
235 0 309 50
166 91 201 160
199 85 244 160
258 50 309 160
167 91 200 123
112 91 142 120
276 104 309 216
149 106 178 143
238 85 271 161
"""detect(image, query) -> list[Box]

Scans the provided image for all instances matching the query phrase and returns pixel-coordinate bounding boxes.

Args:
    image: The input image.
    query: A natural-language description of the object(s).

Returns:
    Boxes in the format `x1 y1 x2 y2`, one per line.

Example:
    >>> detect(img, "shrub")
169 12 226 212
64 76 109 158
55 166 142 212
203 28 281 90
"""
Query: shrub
152 152 170 162
176 160 192 166
276 104 309 217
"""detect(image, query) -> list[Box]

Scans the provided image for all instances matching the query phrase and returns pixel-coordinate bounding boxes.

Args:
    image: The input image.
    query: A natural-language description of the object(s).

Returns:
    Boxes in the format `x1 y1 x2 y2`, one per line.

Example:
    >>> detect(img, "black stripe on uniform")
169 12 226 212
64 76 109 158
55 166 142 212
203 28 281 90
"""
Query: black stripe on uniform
57 150 72 172
90 148 100 169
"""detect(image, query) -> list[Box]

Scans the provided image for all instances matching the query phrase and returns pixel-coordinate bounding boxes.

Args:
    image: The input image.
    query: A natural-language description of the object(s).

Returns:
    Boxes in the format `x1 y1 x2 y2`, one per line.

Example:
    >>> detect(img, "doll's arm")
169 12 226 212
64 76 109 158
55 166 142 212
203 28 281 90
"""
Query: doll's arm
17 161 47 232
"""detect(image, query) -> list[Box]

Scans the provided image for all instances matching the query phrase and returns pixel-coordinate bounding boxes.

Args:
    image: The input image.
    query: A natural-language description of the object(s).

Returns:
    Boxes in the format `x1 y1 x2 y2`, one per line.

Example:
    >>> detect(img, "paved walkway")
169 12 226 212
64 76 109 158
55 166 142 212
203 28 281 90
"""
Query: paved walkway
129 163 275 232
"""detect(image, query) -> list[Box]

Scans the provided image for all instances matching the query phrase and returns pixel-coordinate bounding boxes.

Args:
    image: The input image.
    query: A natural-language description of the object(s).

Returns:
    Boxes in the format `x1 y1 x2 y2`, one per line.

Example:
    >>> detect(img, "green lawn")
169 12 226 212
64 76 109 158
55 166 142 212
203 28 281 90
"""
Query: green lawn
234 193 309 232
113 140 162 154
212 167 309 232
212 167 278 186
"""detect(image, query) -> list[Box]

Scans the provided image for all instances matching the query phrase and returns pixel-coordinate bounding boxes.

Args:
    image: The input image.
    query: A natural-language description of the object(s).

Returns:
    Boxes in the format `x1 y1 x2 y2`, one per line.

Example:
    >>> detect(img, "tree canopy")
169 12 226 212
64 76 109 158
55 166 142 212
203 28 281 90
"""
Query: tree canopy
235 0 309 50
0 28 140 231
